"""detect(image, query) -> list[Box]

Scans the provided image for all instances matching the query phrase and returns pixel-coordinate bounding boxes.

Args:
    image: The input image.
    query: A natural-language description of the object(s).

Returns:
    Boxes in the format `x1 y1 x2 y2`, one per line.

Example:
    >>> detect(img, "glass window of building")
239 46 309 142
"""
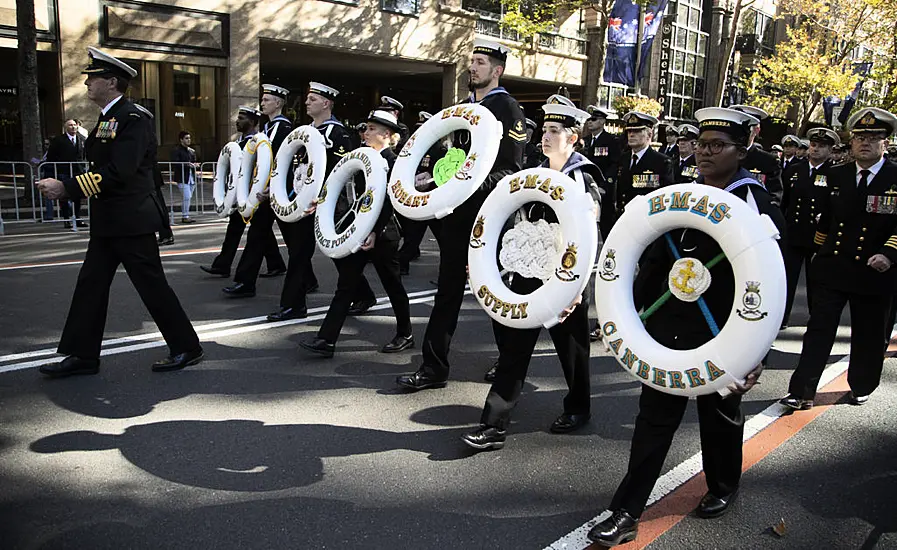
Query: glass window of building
663 0 708 121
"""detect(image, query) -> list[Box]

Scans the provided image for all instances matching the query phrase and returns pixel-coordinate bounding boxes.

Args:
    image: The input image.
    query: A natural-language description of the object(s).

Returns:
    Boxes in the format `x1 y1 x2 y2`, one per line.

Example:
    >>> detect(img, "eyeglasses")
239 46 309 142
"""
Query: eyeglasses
694 139 738 154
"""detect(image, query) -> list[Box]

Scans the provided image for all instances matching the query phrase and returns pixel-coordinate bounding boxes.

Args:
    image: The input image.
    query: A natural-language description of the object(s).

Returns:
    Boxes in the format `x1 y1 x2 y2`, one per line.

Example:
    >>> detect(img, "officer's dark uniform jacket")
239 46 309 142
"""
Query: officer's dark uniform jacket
317 116 352 174
615 146 674 213
781 158 832 248
584 130 621 185
524 141 542 168
660 143 679 158
811 158 897 294
742 144 783 204
634 169 786 347
62 96 162 237
265 114 292 153
674 154 698 183
417 142 448 178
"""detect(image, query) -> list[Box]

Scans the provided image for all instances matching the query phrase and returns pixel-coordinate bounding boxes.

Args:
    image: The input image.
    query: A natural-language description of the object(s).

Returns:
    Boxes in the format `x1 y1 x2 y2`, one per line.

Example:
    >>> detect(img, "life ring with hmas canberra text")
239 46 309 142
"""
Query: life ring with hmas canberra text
270 125 328 223
594 183 786 397
236 133 273 219
468 167 598 329
314 147 388 259
388 103 502 220
213 142 241 218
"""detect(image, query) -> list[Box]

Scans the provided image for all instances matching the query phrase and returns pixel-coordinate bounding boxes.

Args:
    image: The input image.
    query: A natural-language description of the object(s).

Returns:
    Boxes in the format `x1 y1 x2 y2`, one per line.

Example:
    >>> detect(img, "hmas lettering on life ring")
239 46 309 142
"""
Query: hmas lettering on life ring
213 142 242 218
270 125 327 223
595 183 787 397
468 167 598 330
314 147 388 259
388 103 502 220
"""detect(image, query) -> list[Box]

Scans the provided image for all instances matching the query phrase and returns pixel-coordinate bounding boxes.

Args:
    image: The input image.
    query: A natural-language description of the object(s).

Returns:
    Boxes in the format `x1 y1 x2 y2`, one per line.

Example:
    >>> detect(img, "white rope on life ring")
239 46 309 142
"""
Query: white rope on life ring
236 133 273 219
468 167 598 329
213 142 241 218
270 125 328 222
314 147 388 259
594 183 786 397
388 103 502 220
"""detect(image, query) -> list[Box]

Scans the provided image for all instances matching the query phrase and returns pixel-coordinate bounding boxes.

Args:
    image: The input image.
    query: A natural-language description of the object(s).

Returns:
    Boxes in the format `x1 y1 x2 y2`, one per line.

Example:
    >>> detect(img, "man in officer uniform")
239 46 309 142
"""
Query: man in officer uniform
780 127 838 327
36 47 202 377
730 104 784 204
200 106 286 279
396 38 526 391
583 105 620 239
614 111 674 216
659 124 679 157
780 134 801 171
797 139 810 160
781 107 897 410
674 123 699 183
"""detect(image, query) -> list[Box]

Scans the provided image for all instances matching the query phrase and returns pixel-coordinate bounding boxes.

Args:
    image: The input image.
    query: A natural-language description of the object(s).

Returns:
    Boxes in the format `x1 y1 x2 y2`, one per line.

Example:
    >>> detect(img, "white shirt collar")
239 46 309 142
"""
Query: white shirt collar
808 161 823 172
101 95 124 116
679 153 694 162
631 146 649 163
856 157 886 183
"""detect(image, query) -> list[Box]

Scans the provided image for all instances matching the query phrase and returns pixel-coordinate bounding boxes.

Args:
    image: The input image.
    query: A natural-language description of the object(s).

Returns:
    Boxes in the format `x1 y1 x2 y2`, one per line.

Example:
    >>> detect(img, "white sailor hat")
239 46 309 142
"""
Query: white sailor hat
238 105 262 119
366 109 401 132
542 103 590 128
771 144 783 152
546 94 576 108
622 111 659 130
847 107 897 136
781 134 801 147
416 111 432 125
472 38 510 62
525 118 537 130
379 96 404 112
308 82 339 101
586 105 610 119
806 127 841 146
677 124 699 140
662 123 680 135
82 46 137 80
798 139 810 149
729 104 768 124
694 107 759 141
261 84 289 99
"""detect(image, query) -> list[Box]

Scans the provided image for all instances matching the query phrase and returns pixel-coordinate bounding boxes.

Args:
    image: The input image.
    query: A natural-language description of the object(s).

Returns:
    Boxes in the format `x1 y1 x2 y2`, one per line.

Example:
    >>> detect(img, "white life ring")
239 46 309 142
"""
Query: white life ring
388 103 502 221
270 125 328 222
314 147 388 259
468 167 598 329
594 183 786 397
213 142 241 218
236 133 273 219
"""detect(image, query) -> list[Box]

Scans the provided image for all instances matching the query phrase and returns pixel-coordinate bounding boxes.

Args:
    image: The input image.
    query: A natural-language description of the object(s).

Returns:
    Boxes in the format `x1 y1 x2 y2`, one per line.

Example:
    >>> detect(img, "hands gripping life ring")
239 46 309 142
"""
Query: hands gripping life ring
595 183 786 397
270 125 328 222
213 142 242 218
468 168 599 329
236 133 273 219
388 103 502 220
314 147 388 259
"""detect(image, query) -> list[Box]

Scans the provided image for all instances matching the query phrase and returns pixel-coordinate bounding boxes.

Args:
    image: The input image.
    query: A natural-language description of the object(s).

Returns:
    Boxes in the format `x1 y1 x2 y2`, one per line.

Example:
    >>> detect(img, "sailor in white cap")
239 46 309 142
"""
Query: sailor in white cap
300 109 411 357
614 111 674 215
779 126 840 328
396 36 527 392
582 104 621 240
783 106 897 411
674 123 700 183
588 107 785 546
464 100 603 450
36 47 203 378
729 104 784 203
780 134 801 170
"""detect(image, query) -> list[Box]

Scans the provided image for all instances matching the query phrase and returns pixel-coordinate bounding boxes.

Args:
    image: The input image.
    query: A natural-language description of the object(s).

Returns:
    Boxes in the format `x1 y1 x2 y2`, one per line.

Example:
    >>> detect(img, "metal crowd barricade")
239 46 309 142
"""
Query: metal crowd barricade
35 161 91 232
159 161 204 222
0 162 36 235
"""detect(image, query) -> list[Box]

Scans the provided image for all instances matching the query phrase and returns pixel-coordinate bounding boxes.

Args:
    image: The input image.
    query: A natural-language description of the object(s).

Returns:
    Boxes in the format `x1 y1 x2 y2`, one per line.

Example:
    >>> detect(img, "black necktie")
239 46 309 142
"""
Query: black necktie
809 167 815 180
858 169 870 196
631 154 638 170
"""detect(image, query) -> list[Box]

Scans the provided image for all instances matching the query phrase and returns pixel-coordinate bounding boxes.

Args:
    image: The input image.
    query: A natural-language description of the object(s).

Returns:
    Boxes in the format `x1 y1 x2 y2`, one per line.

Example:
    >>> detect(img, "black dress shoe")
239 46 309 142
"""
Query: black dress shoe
381 334 414 353
299 338 335 358
587 510 639 547
158 236 175 246
200 265 229 277
348 298 377 316
461 425 507 450
396 368 448 391
550 413 591 434
779 394 813 410
64 221 73 229
848 392 869 406
266 306 307 322
259 267 286 278
590 327 601 342
39 356 100 378
222 283 255 297
695 489 738 519
76 221 88 228
484 360 499 382
152 347 203 372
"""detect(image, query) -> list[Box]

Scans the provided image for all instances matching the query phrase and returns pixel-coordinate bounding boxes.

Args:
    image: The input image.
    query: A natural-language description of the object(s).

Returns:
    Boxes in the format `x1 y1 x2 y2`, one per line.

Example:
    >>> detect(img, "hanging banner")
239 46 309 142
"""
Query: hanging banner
604 0 670 87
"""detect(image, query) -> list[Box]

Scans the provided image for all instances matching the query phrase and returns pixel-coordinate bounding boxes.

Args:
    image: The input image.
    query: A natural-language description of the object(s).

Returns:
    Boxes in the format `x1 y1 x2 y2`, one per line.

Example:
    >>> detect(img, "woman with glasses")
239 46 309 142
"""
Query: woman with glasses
587 107 786 547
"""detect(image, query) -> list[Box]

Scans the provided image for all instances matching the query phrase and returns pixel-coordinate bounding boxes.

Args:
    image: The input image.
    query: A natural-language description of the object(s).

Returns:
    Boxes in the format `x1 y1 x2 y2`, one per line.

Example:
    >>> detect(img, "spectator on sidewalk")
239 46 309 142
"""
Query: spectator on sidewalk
170 131 198 224
45 119 88 229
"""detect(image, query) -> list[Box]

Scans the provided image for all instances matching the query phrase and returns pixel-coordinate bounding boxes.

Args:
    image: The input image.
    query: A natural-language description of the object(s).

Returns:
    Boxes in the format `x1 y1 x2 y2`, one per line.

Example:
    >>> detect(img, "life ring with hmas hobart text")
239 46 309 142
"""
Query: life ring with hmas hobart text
594 183 786 397
388 103 502 220
468 167 599 329
270 125 328 223
213 142 241 218
314 147 388 259
236 133 273 219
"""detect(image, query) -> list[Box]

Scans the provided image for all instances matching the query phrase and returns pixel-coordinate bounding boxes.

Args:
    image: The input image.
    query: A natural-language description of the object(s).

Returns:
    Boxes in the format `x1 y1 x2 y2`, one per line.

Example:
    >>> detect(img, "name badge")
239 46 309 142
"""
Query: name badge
593 147 608 157
866 195 897 215
632 173 661 189
813 175 828 187
96 120 118 140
